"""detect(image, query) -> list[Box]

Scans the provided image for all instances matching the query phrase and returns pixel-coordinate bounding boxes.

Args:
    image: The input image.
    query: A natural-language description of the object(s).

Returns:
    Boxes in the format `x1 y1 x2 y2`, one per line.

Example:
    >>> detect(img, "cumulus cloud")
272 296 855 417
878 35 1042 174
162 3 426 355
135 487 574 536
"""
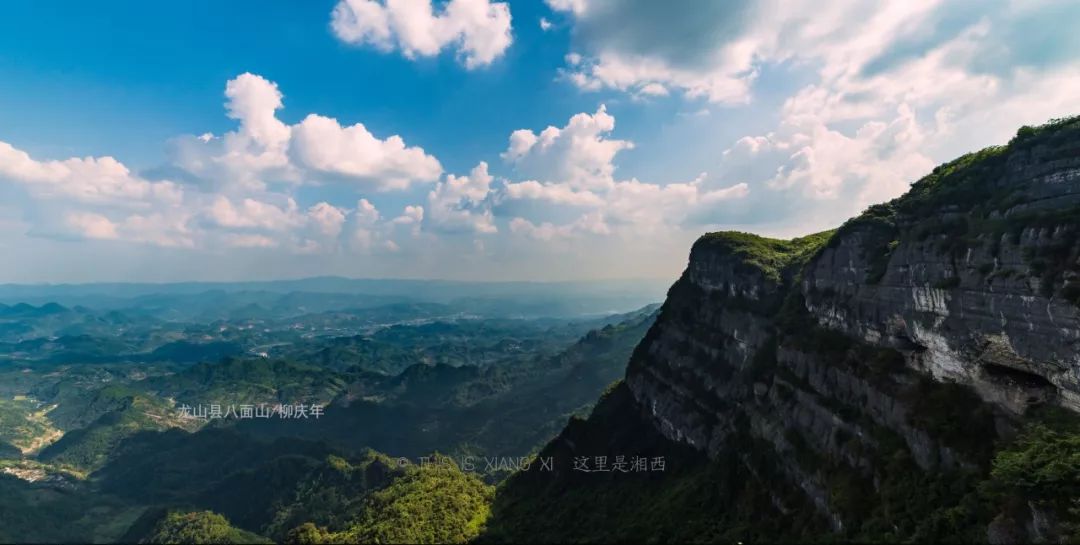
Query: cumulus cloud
547 0 761 102
168 73 296 192
307 202 348 238
0 136 201 250
199 196 391 252
605 177 749 228
290 114 442 189
65 212 119 240
549 0 1080 114
0 141 183 207
174 73 442 193
392 204 425 225
0 73 439 254
562 51 755 103
496 109 750 238
220 233 279 249
119 213 197 248
767 104 934 204
331 0 513 69
544 0 1080 235
206 196 301 231
41 208 195 248
224 73 292 155
6 0 1080 282
426 162 497 233
501 105 632 190
502 180 604 207
339 199 383 251
692 0 1080 234
509 211 609 241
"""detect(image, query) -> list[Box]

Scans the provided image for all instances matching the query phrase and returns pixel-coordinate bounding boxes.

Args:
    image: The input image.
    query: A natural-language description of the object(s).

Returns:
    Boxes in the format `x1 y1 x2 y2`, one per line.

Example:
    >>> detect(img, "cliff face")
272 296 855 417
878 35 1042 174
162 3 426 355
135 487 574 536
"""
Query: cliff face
802 167 1080 415
487 117 1080 543
625 119 1080 534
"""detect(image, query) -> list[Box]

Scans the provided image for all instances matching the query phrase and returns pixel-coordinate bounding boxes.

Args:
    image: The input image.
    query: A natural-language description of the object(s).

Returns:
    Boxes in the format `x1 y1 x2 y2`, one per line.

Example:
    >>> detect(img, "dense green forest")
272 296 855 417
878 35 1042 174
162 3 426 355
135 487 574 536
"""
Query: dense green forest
0 291 657 543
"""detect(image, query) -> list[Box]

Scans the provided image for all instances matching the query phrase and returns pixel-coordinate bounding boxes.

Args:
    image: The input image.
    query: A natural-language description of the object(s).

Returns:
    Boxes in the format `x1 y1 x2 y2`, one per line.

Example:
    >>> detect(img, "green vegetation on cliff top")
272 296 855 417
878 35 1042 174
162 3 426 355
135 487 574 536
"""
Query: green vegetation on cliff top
833 114 1080 234
825 115 1080 295
694 230 836 282
906 114 1079 216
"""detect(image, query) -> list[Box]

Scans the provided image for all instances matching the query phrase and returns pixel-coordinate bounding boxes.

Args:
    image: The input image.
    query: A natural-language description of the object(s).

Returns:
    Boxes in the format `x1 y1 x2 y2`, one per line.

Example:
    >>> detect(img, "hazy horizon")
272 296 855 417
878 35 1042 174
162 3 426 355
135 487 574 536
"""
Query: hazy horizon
0 274 676 288
0 275 671 320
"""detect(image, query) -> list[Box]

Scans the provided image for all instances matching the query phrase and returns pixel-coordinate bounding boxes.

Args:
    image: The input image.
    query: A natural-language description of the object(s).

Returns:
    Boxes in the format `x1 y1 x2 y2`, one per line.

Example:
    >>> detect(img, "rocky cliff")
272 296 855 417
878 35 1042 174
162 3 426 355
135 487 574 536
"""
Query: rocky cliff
486 117 1080 543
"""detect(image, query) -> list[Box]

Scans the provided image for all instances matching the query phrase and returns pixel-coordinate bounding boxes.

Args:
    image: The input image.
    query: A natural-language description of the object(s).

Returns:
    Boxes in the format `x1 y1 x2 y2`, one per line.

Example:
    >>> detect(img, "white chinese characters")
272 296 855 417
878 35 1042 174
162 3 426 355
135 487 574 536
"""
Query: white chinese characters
572 455 665 472
177 403 325 420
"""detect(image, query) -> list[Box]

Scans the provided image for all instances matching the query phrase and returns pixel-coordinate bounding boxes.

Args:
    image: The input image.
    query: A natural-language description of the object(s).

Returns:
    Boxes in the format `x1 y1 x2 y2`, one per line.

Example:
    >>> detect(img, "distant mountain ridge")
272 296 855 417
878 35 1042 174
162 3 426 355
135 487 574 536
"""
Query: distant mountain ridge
0 278 667 322
0 276 667 302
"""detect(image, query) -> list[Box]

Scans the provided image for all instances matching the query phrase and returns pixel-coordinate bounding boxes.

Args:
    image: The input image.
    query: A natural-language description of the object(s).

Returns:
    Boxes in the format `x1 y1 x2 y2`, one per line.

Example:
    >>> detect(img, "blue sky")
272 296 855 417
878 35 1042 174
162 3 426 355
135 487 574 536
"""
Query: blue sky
1 0 1078 283
1 1 567 169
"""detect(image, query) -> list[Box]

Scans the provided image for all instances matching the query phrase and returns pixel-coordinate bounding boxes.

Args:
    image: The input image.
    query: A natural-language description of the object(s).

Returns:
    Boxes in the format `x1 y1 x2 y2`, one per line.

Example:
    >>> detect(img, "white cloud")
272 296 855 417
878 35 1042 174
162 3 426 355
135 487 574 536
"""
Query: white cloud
390 204 424 237
763 104 934 203
351 199 383 247
356 198 381 223
509 211 609 241
560 1 965 105
290 114 442 190
392 204 425 224
351 227 376 250
426 162 497 233
65 212 118 240
502 180 604 206
544 0 1080 236
225 72 292 154
6 0 1080 283
0 137 202 250
221 233 279 249
198 196 395 253
563 51 755 103
496 108 750 237
0 73 445 256
174 73 442 193
637 82 669 97
207 196 301 231
119 213 196 248
603 177 749 231
307 202 348 238
169 73 296 192
44 209 195 248
509 217 564 241
690 0 1080 233
545 0 587 16
546 0 763 102
330 0 513 69
501 105 632 190
0 141 183 207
